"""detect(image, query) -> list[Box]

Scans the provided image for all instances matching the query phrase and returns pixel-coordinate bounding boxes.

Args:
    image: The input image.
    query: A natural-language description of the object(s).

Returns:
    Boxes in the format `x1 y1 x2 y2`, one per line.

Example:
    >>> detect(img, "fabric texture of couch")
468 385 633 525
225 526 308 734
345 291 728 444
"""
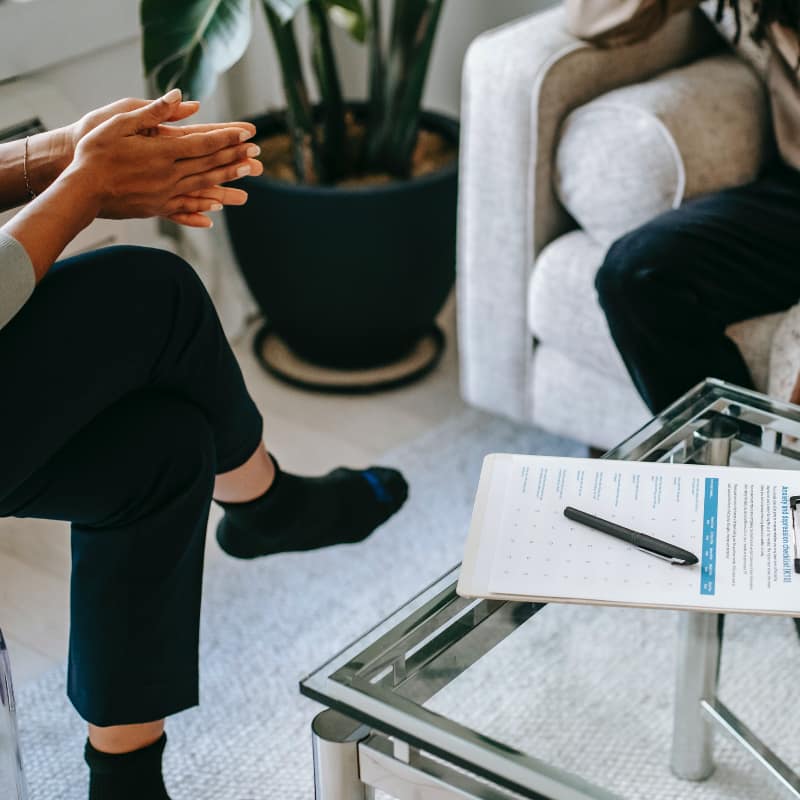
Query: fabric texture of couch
457 5 796 449
554 53 768 246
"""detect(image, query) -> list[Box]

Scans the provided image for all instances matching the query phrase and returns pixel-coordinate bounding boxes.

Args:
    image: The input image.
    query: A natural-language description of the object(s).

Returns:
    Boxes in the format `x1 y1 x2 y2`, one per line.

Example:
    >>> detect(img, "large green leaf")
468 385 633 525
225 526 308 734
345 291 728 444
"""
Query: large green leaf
141 0 253 100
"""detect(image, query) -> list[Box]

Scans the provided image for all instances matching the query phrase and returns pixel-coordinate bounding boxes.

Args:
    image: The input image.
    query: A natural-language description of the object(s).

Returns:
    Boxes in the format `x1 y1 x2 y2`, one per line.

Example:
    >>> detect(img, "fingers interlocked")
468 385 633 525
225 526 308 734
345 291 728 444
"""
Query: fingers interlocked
71 90 263 226
174 135 260 178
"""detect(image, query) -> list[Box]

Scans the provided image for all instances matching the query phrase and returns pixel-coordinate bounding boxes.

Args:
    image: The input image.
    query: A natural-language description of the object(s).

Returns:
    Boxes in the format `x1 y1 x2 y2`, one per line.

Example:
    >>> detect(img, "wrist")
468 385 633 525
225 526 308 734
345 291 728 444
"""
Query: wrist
28 128 74 193
54 164 102 226
48 126 75 169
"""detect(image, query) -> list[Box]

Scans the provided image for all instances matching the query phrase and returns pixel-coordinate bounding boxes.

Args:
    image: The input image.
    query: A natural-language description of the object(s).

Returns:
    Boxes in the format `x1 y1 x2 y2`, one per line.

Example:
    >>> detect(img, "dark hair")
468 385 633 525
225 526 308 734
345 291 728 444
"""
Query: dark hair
717 0 800 42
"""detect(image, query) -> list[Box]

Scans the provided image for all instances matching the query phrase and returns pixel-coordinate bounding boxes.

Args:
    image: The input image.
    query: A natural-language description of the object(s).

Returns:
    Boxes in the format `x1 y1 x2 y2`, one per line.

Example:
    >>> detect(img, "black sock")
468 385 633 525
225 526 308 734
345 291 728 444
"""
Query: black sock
216 456 408 559
85 733 171 800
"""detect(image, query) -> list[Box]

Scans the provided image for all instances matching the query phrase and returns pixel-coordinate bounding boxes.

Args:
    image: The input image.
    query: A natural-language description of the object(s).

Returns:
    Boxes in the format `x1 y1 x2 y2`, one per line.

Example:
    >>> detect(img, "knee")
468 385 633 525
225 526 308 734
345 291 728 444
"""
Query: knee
53 246 217 356
595 227 675 311
59 246 209 311
105 246 206 298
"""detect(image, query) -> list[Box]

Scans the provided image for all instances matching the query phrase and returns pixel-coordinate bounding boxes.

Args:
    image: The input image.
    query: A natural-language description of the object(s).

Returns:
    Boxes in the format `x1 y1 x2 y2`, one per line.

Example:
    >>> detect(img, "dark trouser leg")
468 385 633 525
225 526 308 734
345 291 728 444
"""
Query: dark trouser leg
0 246 263 724
0 392 215 725
0 245 263 498
595 163 800 413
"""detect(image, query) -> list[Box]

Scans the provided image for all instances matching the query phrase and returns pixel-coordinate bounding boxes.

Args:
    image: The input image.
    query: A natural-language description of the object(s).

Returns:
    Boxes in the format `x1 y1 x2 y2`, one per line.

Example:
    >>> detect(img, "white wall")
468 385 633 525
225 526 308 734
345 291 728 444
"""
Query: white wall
0 0 139 84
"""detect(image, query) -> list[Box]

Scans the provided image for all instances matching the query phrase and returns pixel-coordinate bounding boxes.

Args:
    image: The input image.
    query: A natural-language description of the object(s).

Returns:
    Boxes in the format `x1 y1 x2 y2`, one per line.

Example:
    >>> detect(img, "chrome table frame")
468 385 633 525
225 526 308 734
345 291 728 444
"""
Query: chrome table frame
0 628 28 800
301 379 800 800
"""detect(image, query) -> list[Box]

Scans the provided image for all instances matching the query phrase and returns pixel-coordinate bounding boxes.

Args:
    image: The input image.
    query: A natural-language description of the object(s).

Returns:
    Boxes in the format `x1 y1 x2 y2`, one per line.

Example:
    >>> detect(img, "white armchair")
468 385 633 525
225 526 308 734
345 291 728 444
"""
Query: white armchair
457 6 787 449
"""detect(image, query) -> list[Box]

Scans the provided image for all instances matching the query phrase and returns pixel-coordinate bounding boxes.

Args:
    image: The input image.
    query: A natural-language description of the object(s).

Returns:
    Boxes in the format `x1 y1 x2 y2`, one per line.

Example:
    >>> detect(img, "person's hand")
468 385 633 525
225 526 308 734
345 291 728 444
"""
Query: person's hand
68 96 201 147
45 97 261 226
165 184 251 228
63 89 264 225
149 119 260 228
38 97 201 182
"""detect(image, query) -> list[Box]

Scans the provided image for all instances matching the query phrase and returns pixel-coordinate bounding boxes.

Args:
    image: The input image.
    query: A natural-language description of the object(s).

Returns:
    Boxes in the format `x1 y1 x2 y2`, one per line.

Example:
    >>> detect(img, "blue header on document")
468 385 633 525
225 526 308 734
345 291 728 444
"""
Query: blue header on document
782 485 792 583
701 477 718 596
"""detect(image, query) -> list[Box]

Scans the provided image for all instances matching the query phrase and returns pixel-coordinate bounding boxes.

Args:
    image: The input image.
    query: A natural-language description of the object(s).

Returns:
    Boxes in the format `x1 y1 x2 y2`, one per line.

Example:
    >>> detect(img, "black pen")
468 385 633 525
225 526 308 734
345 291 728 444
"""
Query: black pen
563 506 698 566
790 496 800 575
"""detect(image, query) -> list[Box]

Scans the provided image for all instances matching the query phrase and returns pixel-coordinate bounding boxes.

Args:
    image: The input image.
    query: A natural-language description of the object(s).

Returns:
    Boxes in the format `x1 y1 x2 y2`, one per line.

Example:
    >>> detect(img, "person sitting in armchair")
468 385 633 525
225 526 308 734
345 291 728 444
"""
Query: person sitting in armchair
566 0 800 411
0 90 408 800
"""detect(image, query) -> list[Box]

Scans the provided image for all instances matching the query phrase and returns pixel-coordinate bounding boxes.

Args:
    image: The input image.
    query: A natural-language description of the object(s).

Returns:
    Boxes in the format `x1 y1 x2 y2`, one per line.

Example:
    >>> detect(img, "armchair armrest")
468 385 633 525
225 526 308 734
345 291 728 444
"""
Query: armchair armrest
457 6 721 421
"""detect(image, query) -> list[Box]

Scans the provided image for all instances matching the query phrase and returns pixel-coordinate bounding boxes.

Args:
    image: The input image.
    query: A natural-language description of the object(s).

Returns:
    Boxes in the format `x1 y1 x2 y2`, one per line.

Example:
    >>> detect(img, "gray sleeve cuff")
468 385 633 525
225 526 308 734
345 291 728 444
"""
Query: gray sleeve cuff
0 231 35 331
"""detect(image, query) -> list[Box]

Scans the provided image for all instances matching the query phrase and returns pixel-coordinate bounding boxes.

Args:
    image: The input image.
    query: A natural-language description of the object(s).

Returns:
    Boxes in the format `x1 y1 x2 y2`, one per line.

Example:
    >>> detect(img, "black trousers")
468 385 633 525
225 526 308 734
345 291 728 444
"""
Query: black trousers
0 246 263 726
596 160 800 414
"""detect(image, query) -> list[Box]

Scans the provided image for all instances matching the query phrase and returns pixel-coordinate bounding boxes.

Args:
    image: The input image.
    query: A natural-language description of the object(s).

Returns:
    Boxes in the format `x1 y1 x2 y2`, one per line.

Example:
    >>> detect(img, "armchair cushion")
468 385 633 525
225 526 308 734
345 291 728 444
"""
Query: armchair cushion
768 304 800 400
554 53 769 246
528 231 629 381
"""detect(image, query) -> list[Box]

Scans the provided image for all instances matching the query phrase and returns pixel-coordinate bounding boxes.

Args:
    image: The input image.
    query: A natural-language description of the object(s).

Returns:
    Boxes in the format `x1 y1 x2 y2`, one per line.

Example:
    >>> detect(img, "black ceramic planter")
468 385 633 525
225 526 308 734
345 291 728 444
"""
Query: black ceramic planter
223 108 459 372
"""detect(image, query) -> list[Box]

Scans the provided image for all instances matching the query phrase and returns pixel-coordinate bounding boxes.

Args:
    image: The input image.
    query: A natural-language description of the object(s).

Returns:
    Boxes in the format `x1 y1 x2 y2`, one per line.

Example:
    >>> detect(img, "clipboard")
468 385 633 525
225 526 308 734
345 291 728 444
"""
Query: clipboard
457 454 800 616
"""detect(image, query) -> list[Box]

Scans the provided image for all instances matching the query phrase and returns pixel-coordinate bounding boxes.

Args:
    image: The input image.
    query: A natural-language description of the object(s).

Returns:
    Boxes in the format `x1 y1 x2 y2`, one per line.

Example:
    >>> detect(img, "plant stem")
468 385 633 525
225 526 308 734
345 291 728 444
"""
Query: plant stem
309 0 348 181
263 2 320 182
366 0 385 150
387 0 444 172
364 0 444 176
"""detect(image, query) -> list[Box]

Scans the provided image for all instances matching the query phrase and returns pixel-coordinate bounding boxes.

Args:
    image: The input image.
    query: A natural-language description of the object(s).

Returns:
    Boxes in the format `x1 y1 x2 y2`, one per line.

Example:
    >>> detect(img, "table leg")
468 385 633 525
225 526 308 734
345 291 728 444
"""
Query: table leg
312 709 373 800
671 414 736 781
670 612 723 780
0 629 28 800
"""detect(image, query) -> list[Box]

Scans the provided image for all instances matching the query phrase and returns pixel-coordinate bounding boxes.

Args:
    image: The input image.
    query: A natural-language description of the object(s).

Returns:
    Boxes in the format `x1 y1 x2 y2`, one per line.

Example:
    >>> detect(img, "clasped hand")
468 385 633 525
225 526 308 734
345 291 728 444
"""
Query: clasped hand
62 89 264 228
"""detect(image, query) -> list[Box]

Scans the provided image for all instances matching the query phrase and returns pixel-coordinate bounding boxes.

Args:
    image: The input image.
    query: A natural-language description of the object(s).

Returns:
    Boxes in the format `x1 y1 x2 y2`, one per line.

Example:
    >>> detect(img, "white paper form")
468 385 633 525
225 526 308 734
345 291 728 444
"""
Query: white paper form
480 455 800 614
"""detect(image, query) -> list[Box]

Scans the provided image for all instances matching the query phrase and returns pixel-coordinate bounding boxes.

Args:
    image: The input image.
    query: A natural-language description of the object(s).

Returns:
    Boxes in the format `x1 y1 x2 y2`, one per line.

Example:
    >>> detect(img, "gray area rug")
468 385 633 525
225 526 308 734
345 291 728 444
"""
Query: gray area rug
15 409 800 799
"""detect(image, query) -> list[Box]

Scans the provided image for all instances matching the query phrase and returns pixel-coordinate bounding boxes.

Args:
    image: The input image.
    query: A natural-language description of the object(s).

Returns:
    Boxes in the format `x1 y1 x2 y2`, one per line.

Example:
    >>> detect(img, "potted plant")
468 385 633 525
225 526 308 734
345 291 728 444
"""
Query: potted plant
140 0 458 389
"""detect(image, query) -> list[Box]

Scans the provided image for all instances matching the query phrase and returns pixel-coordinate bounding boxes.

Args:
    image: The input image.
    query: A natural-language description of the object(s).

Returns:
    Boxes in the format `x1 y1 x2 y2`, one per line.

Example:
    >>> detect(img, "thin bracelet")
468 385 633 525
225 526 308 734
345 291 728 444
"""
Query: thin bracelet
23 137 37 200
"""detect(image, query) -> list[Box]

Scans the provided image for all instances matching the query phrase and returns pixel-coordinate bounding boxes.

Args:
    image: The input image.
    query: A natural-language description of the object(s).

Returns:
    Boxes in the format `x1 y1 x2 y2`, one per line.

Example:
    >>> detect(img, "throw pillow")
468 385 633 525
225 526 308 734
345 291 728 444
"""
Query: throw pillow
554 53 768 246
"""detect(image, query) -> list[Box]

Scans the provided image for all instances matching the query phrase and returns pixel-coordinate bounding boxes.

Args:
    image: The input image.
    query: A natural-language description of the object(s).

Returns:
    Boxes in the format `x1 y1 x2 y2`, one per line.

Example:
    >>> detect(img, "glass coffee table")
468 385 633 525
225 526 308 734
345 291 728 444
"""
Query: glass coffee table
300 380 800 800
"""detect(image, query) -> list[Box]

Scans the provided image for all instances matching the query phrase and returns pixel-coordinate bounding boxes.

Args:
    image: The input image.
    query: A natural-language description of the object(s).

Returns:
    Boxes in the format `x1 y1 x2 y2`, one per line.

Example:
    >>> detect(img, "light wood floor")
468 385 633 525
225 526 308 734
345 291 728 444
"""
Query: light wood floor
0 296 464 686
